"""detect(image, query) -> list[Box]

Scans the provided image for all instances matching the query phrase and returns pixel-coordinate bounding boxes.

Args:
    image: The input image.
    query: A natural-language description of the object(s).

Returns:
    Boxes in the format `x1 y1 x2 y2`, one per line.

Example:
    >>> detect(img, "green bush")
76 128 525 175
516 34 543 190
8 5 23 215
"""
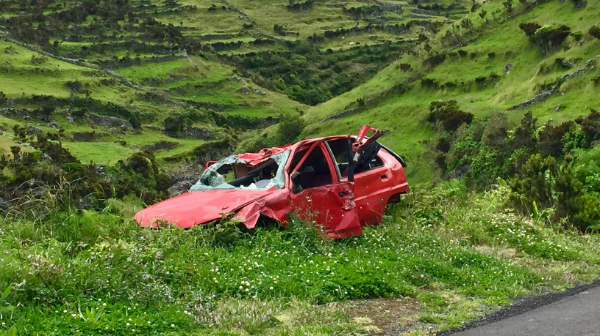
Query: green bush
427 100 474 132
590 26 600 39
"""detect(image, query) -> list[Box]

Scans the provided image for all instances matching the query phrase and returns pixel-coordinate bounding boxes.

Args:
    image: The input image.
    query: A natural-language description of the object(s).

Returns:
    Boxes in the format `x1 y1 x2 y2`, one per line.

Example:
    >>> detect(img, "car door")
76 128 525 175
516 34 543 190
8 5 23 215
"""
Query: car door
353 152 392 225
288 141 362 239
326 137 390 226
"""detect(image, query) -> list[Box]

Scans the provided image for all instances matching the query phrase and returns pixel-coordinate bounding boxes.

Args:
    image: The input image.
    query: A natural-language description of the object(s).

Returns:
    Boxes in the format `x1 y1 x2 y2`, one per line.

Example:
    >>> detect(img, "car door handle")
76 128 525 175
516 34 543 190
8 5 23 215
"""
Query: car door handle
380 174 388 180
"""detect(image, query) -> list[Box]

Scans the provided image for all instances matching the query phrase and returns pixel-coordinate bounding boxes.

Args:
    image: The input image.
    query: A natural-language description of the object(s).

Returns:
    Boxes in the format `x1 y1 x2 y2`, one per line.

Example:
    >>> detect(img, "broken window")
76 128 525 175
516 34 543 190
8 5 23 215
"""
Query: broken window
354 152 384 174
189 150 290 191
290 145 333 190
326 138 352 177
327 138 383 176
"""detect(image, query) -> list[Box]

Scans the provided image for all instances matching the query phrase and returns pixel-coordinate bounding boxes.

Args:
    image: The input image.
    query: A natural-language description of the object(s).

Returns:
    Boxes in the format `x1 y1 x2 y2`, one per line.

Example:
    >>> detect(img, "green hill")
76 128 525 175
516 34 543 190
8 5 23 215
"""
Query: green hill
3 1 600 335
299 0 600 182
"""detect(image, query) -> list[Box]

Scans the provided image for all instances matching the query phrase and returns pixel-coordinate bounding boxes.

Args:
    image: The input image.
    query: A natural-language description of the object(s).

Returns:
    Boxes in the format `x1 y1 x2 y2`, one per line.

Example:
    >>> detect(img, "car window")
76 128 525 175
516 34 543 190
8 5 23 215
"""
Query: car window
327 138 384 176
290 144 333 190
326 138 352 177
190 150 290 191
354 154 384 174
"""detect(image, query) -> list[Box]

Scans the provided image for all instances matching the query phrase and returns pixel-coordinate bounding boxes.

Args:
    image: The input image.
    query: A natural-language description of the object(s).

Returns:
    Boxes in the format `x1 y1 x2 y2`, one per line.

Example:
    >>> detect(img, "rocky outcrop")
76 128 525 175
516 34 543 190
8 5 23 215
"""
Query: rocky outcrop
90 114 133 130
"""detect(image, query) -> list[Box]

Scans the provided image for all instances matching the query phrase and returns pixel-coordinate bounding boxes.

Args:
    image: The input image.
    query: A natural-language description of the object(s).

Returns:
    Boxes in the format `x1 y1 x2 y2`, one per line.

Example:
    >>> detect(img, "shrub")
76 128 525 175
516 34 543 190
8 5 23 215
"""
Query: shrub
537 121 575 157
436 138 451 153
510 112 538 151
427 100 474 132
400 63 412 72
575 109 600 145
482 113 510 151
532 25 571 53
519 22 541 36
277 114 305 145
424 53 446 67
589 26 600 39
508 154 557 213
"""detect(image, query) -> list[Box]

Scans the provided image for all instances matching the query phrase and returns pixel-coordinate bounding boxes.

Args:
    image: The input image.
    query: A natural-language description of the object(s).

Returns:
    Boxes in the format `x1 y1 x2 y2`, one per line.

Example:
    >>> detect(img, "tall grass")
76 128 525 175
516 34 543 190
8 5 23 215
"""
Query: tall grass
1 180 599 335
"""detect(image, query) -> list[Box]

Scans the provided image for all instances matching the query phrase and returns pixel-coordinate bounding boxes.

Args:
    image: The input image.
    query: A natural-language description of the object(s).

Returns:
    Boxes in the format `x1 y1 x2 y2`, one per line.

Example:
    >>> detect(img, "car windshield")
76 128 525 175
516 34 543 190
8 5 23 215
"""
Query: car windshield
189 150 290 191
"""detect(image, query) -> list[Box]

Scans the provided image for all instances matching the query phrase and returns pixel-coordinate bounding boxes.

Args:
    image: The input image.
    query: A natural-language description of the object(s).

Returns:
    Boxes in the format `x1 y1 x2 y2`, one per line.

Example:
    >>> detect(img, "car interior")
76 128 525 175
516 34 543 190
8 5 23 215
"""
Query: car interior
289 144 333 191
326 138 384 176
204 159 278 188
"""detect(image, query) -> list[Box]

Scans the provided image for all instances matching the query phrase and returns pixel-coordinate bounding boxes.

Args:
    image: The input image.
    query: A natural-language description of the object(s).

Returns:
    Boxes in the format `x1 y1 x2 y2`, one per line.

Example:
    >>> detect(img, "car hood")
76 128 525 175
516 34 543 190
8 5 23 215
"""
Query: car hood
134 189 273 228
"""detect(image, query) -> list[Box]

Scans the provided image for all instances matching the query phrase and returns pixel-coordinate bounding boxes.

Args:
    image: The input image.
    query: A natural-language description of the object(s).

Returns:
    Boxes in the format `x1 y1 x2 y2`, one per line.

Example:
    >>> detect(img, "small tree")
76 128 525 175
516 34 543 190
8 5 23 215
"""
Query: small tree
589 25 600 39
10 146 21 162
427 100 474 132
479 9 487 22
570 0 586 8
519 22 541 36
423 43 432 55
502 0 513 12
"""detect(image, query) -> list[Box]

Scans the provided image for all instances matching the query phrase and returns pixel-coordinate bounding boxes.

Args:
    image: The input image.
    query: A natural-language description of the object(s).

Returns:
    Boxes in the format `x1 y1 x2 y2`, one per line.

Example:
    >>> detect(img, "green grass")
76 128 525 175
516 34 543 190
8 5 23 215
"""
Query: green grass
1 181 599 335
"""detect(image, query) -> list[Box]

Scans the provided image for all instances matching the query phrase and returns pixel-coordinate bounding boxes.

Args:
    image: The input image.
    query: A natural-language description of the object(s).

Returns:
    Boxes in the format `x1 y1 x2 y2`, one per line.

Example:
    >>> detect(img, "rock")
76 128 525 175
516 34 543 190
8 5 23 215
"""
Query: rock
90 114 133 130
451 163 471 179
504 63 513 73
41 153 52 161
95 165 106 179
184 127 218 140
143 125 165 131
554 105 562 112
237 87 251 94
47 122 62 129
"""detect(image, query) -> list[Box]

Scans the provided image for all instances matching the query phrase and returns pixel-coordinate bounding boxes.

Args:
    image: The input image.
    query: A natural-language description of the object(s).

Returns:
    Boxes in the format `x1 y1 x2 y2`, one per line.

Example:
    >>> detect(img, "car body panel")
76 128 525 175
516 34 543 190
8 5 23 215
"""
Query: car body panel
134 125 409 238
135 188 274 228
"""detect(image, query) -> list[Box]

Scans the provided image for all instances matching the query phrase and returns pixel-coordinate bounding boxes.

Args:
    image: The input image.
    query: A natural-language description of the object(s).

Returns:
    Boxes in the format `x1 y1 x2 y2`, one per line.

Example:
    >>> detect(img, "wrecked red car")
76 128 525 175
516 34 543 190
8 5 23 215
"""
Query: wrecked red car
134 125 409 238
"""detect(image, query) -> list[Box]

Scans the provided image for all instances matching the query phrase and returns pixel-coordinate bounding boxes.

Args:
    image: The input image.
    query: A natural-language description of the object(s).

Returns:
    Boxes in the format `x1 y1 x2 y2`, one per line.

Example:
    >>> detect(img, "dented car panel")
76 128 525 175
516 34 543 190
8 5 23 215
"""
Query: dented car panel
134 125 409 238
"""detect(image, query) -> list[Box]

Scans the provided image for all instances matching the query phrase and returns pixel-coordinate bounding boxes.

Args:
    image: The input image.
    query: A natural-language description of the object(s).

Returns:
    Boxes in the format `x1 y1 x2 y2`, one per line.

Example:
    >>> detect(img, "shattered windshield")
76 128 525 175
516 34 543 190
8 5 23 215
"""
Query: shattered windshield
189 150 290 191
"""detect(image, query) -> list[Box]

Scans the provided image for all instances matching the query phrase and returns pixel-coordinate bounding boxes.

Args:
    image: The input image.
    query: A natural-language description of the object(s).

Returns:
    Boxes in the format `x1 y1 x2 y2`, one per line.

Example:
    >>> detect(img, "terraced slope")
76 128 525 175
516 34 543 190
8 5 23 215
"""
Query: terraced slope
299 0 600 182
0 0 464 165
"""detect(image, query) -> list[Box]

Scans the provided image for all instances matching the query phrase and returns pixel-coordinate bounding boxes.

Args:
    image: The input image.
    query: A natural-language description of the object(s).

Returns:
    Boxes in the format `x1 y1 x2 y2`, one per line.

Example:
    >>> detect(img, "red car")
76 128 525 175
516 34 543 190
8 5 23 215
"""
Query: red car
135 125 409 238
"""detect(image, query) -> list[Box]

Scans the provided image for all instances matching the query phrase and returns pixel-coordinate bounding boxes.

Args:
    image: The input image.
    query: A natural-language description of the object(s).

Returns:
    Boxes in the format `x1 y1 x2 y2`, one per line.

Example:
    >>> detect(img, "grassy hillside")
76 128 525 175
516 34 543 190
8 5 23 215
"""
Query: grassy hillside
299 0 600 182
1 181 600 335
0 0 463 165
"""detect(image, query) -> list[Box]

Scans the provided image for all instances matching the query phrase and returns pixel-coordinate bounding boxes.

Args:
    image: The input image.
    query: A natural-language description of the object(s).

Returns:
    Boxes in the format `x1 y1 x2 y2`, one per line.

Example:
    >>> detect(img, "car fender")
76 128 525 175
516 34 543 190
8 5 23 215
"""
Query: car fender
233 189 291 228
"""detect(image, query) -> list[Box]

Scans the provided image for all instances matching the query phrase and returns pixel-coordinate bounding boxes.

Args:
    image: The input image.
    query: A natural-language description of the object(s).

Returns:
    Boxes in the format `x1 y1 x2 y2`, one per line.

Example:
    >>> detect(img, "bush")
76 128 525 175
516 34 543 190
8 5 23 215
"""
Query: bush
424 53 446 67
482 113 510 150
532 25 571 53
589 26 600 39
519 22 541 37
537 121 575 157
575 109 600 146
427 100 474 132
276 114 305 145
508 154 600 231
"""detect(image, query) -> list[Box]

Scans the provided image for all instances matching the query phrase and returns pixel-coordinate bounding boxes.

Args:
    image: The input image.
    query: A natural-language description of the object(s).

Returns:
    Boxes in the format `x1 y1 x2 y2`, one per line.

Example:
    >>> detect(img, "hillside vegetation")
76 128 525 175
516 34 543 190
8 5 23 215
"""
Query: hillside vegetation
2 0 600 335
297 0 600 182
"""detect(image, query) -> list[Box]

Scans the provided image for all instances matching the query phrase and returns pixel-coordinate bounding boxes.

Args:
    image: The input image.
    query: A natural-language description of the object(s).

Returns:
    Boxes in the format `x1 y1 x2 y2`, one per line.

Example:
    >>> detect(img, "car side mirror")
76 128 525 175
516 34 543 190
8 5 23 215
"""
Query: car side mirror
291 172 303 193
